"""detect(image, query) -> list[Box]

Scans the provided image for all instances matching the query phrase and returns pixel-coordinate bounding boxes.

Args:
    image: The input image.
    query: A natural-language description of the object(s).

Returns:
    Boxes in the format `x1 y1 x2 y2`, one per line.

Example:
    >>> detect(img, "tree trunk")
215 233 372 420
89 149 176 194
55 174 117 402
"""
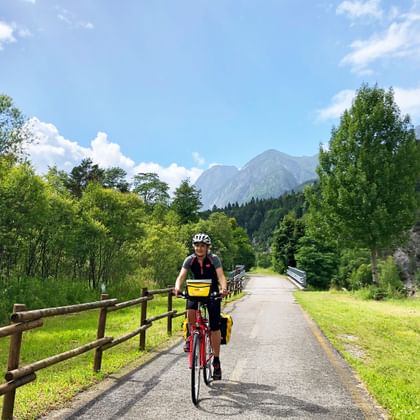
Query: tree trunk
371 248 379 284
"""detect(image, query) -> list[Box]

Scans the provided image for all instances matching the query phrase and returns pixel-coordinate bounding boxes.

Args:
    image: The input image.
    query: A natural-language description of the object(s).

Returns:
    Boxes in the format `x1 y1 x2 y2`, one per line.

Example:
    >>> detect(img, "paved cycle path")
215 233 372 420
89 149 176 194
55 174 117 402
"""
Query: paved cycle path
47 275 385 419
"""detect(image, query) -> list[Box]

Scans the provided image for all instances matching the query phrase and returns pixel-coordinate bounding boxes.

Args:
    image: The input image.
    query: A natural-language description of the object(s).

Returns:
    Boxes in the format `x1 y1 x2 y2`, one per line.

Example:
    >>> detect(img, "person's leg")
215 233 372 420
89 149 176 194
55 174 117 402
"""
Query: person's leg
211 330 221 357
184 301 198 352
208 299 222 379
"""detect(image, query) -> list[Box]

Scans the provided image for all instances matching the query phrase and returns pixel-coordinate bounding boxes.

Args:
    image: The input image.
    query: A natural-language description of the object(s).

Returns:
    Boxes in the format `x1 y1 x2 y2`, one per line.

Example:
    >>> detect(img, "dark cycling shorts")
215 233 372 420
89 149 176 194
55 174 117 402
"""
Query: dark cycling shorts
186 298 221 331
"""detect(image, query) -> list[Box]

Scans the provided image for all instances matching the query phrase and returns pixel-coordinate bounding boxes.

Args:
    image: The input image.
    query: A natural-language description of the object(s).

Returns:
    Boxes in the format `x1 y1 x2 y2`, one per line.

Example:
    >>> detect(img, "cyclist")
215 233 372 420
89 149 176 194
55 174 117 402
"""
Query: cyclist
174 233 228 380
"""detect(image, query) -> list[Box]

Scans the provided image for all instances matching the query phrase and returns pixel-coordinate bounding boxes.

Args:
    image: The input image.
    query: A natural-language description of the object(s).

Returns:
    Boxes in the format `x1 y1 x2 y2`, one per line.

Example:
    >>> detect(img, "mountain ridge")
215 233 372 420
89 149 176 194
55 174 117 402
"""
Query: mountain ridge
195 149 318 209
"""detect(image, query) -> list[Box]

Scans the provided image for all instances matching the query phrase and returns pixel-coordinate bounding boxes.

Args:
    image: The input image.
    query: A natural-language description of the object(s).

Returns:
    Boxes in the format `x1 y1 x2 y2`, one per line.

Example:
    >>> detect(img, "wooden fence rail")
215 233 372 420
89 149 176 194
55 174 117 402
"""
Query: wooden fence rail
0 271 245 420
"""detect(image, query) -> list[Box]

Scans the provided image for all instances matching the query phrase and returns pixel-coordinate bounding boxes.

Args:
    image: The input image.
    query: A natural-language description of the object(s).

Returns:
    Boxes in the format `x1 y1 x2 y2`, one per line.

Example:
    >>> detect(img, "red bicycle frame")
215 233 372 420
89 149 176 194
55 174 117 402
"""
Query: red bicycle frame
188 302 212 369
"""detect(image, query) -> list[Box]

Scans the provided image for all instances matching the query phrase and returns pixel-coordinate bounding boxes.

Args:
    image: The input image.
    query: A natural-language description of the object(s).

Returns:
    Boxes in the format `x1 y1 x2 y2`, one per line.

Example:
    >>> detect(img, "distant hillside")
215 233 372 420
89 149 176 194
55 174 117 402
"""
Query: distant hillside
194 165 238 209
416 125 420 140
195 150 318 209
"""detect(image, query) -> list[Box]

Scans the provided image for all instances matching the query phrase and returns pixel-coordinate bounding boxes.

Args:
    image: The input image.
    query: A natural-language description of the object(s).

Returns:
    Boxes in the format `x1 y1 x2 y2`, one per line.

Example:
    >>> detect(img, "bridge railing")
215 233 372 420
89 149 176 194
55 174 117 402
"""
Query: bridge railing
286 266 307 288
0 271 246 419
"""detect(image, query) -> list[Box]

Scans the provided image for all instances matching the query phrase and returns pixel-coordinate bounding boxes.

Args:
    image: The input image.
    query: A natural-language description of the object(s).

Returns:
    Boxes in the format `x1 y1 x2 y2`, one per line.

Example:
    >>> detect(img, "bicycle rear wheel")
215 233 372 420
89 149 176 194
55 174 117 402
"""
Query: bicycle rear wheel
191 333 201 405
203 332 213 386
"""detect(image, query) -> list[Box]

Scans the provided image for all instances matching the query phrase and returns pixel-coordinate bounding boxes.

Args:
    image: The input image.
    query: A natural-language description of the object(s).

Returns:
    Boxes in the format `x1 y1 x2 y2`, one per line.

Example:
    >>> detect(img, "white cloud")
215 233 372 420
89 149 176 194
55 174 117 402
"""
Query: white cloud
341 12 420 73
56 7 94 30
0 21 32 50
24 118 203 193
317 89 355 120
336 0 383 19
394 86 420 120
317 86 420 121
192 152 205 166
0 21 16 49
132 162 202 193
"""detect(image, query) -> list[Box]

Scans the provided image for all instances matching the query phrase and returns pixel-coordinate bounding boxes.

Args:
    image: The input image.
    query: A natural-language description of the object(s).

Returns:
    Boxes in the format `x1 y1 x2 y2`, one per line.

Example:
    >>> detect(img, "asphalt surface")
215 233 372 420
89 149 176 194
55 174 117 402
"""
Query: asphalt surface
45 275 385 419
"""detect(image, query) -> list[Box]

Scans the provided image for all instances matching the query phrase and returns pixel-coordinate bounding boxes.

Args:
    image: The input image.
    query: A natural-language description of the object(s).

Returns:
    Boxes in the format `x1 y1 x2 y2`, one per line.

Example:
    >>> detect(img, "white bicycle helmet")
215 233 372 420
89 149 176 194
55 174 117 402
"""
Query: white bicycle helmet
192 233 211 246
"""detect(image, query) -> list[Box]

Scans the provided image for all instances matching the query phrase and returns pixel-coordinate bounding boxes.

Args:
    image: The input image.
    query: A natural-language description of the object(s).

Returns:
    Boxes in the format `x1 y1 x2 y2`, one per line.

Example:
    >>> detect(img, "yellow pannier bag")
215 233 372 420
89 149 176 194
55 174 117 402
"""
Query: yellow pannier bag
186 279 212 298
220 313 233 345
182 318 189 340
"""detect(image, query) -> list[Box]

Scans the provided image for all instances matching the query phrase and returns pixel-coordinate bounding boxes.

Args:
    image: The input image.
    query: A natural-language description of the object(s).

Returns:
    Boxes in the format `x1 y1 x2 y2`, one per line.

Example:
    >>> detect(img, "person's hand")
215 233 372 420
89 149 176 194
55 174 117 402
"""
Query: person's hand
221 288 229 297
173 287 181 296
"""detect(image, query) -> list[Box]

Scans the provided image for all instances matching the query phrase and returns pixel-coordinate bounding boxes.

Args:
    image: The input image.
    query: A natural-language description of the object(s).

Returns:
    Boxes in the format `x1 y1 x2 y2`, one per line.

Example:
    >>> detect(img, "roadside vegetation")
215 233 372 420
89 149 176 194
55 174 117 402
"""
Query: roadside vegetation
295 291 420 420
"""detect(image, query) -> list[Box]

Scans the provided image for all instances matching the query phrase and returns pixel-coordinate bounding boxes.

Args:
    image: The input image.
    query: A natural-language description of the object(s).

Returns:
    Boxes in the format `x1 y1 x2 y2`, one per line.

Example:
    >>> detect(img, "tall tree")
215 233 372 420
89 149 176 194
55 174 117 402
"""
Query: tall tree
65 158 105 198
317 84 420 283
171 179 202 224
132 172 170 206
0 94 31 157
103 167 129 192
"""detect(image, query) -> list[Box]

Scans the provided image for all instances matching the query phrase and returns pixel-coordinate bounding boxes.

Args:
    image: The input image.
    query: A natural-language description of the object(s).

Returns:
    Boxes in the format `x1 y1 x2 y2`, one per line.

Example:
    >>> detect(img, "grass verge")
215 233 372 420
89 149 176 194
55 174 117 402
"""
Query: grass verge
294 291 420 420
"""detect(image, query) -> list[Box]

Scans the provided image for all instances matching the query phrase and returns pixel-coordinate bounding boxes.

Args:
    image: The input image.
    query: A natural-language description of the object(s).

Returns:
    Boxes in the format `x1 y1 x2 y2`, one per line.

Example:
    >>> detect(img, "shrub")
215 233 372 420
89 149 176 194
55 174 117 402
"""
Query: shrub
378 256 404 298
349 263 372 290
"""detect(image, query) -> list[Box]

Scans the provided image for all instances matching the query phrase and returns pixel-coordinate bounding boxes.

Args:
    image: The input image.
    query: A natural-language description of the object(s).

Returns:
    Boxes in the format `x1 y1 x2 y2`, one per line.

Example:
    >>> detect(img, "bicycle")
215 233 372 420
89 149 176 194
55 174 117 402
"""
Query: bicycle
177 289 222 405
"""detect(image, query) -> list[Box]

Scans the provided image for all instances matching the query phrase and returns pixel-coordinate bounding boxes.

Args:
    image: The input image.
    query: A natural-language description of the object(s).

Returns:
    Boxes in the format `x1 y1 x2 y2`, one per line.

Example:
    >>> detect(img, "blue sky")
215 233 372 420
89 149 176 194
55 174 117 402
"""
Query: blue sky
1 0 420 189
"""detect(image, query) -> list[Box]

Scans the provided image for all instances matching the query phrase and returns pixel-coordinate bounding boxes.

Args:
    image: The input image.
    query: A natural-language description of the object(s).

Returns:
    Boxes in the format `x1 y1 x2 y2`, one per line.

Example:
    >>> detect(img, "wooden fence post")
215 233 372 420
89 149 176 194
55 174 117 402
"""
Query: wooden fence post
139 288 148 351
167 290 173 335
93 294 109 372
2 304 26 420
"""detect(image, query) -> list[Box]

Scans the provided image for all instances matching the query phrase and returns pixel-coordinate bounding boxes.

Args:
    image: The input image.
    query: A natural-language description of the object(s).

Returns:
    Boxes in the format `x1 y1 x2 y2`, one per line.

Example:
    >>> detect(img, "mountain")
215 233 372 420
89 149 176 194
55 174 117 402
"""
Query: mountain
415 125 420 140
195 150 318 209
194 165 239 209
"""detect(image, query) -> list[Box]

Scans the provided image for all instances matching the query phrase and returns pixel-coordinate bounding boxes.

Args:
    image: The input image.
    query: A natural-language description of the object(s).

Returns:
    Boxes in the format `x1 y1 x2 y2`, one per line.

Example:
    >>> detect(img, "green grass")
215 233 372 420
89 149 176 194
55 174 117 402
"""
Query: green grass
0 295 186 419
294 291 420 420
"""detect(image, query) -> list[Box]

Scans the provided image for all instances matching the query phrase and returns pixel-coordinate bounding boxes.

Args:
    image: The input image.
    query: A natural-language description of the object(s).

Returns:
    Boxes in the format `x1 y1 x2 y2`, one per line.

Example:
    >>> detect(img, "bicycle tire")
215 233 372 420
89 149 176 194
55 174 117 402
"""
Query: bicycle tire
203 331 213 386
191 333 201 405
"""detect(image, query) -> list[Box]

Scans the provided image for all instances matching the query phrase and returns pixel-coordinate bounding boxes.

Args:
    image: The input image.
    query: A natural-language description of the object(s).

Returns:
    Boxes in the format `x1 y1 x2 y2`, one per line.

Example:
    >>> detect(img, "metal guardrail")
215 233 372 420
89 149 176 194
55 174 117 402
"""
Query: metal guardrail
287 266 307 288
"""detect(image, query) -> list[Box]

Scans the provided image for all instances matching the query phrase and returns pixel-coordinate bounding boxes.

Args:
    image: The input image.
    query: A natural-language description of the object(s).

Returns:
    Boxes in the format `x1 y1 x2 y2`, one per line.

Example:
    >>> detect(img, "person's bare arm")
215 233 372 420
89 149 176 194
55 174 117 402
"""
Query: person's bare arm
216 266 228 296
174 267 188 295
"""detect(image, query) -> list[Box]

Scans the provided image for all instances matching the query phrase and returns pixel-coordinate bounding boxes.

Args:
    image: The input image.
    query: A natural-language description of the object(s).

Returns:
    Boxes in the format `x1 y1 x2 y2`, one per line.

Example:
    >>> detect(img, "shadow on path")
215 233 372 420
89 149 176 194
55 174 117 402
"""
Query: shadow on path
198 380 329 418
66 344 184 420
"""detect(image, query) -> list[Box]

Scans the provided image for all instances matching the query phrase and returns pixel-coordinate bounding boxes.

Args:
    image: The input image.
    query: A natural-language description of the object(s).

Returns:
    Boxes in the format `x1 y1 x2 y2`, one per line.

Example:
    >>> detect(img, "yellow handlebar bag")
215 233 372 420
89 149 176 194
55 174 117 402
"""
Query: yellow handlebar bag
186 279 212 298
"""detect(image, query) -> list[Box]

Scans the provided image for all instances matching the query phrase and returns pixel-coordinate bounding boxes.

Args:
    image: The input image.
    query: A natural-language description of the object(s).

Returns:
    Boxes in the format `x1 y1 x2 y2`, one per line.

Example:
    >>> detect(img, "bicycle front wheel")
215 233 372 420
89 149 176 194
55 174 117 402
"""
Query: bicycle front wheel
191 333 201 405
203 331 213 386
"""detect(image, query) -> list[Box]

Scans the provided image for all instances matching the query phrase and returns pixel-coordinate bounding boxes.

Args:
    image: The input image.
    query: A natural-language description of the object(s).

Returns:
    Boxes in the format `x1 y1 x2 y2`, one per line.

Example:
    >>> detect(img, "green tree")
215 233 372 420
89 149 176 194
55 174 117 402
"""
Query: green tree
271 212 305 273
317 84 420 283
133 172 170 206
65 158 105 198
0 94 31 157
136 224 187 286
172 179 202 224
103 167 129 192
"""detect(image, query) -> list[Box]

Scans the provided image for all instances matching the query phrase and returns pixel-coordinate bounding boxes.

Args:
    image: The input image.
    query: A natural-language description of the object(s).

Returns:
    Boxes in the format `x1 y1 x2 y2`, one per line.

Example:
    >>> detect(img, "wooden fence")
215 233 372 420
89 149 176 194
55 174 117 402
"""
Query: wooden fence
0 271 245 419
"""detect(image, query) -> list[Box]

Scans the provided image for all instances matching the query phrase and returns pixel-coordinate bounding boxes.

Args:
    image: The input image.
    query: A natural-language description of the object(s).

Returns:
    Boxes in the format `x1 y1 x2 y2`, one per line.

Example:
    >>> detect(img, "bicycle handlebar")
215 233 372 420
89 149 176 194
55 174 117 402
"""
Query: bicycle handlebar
173 290 222 301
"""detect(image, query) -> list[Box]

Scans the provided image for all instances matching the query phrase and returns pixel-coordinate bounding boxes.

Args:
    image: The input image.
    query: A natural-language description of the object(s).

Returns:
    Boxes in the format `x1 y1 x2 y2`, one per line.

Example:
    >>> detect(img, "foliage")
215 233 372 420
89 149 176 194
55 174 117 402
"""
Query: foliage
203 191 307 248
295 234 339 289
317 84 420 283
0 94 31 157
136 223 187 286
271 212 305 273
132 172 170 206
171 179 202 224
378 256 404 297
349 263 372 290
336 248 371 289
